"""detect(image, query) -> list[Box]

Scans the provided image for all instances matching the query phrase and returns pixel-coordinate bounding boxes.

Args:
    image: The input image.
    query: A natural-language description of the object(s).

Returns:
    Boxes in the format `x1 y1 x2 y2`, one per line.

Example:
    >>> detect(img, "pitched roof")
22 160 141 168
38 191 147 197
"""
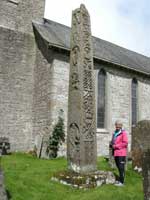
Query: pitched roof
33 19 150 75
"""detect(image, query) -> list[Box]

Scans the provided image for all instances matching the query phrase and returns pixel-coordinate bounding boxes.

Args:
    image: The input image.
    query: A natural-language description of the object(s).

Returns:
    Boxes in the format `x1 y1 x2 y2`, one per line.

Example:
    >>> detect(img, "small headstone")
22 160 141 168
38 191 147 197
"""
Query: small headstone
132 120 150 170
132 120 150 200
108 141 116 168
34 127 49 158
34 134 43 158
0 137 10 155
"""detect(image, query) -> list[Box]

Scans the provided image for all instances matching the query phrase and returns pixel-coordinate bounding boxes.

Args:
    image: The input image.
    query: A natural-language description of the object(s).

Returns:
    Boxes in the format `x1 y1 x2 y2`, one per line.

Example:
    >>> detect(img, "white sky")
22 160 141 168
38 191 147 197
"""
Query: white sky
44 0 150 57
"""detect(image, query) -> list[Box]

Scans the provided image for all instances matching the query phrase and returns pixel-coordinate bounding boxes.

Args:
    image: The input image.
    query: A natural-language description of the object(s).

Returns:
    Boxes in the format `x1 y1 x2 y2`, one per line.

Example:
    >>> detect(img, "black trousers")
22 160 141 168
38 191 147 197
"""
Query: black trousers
115 156 126 184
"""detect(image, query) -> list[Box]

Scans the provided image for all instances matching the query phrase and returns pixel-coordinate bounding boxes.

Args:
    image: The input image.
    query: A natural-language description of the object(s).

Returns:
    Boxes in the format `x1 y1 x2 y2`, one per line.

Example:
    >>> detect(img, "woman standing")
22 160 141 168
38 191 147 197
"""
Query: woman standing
110 120 128 186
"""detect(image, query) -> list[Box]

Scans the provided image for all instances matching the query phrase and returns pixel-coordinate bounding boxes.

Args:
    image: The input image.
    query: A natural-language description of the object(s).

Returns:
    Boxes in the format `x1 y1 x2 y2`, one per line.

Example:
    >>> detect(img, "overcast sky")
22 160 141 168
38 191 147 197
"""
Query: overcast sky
45 0 150 57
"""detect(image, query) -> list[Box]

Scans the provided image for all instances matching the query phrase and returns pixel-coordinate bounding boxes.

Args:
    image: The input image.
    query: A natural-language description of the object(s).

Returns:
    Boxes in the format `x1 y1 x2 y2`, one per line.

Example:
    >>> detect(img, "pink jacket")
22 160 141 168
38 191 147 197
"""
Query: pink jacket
112 130 128 157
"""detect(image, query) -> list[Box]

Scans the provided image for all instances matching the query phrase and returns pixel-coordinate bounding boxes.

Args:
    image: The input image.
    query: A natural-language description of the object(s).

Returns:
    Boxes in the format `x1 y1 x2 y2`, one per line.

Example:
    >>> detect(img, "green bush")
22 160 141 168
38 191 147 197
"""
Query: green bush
46 115 65 158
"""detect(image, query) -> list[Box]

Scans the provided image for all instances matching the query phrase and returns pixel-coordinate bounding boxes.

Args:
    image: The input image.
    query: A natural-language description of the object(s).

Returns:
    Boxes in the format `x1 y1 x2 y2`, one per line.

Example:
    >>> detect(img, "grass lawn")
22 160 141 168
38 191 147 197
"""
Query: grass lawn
1 153 144 200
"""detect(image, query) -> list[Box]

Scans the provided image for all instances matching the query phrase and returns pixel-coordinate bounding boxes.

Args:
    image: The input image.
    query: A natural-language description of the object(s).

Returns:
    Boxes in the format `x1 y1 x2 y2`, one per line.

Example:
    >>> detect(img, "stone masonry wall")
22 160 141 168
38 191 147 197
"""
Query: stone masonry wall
1 25 150 155
108 73 131 132
49 58 150 156
108 72 131 154
0 0 45 33
48 58 69 156
0 26 36 151
32 41 52 140
97 132 110 156
138 81 150 121
49 59 135 156
97 72 131 155
32 54 70 157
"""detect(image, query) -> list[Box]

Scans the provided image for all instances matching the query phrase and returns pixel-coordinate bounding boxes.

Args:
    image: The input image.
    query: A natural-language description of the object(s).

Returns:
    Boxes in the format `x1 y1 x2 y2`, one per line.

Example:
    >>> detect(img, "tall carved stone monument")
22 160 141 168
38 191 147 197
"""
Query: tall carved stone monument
67 4 97 174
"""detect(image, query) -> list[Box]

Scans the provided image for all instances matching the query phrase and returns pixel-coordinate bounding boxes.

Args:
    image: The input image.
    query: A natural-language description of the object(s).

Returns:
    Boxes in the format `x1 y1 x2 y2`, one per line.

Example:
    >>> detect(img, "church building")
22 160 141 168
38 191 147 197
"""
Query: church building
1 0 150 156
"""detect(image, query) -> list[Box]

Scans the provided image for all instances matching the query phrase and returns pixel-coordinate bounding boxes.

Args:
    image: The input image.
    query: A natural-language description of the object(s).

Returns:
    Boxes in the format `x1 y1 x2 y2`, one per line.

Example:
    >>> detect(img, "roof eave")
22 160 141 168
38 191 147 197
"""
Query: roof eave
48 42 150 76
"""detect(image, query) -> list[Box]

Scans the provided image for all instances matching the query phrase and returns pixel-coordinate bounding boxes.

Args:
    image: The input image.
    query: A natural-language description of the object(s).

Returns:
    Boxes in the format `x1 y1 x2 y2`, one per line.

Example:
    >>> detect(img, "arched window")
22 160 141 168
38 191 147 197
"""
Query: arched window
132 78 138 126
97 69 106 128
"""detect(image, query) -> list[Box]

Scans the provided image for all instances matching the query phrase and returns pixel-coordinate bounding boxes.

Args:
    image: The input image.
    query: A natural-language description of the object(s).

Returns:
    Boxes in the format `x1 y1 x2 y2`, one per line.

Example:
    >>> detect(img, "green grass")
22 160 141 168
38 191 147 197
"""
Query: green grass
1 153 144 200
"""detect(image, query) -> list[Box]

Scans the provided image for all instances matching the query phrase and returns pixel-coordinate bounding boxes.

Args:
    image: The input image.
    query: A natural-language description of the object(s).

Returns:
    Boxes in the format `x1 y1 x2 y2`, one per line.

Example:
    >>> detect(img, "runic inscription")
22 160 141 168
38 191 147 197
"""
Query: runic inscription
67 4 97 174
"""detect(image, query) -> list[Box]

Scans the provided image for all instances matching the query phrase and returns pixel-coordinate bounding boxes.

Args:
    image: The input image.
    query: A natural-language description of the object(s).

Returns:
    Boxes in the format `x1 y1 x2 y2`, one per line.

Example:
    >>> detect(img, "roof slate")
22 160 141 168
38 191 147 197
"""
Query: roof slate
33 19 150 75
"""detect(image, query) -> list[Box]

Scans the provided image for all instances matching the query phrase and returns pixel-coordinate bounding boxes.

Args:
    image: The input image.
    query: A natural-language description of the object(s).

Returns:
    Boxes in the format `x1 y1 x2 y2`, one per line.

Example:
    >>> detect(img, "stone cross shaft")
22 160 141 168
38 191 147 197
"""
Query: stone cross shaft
67 4 97 174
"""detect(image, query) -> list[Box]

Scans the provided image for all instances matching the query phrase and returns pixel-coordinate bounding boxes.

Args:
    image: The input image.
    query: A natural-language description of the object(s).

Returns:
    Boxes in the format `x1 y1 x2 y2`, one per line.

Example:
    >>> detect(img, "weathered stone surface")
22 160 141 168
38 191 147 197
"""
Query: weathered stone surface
51 170 115 189
142 150 150 200
34 126 54 159
132 120 150 200
67 4 97 173
0 169 8 200
0 26 36 152
0 0 49 153
1 0 150 159
0 0 45 33
132 120 150 170
108 141 116 169
43 59 69 157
